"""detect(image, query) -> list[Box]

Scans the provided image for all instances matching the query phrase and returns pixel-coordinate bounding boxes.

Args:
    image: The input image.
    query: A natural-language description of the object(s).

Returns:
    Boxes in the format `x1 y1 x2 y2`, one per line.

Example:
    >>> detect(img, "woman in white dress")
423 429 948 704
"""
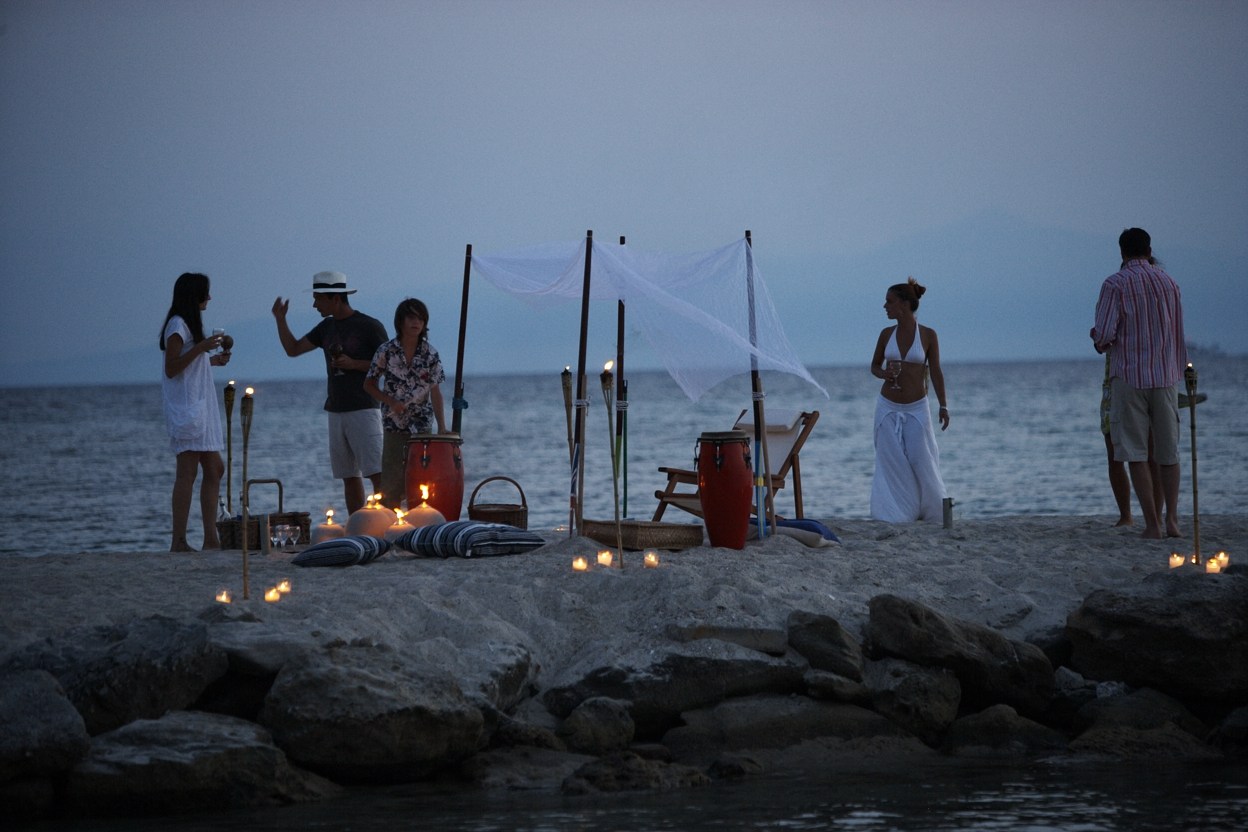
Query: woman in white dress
160 272 230 551
869 277 949 522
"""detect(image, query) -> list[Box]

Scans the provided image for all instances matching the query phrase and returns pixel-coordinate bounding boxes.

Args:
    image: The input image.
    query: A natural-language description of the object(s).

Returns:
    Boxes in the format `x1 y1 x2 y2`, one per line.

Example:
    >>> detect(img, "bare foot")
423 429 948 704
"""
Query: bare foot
1113 516 1133 527
1141 526 1163 540
1165 525 1183 538
170 542 198 553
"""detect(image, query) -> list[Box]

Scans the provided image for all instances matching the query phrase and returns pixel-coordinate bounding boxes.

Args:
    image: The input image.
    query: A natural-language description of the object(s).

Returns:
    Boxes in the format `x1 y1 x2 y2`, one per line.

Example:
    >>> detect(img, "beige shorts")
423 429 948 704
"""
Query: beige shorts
327 409 383 480
1109 378 1179 465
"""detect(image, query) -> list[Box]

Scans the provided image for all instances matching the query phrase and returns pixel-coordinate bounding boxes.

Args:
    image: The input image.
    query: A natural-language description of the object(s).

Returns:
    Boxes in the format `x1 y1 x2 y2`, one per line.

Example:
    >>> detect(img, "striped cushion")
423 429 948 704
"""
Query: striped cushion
291 535 391 567
394 521 546 558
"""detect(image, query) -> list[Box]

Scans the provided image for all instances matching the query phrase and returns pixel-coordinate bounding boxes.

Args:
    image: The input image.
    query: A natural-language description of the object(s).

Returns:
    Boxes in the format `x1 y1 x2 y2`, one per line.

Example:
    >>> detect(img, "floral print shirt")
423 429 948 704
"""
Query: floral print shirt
365 338 445 434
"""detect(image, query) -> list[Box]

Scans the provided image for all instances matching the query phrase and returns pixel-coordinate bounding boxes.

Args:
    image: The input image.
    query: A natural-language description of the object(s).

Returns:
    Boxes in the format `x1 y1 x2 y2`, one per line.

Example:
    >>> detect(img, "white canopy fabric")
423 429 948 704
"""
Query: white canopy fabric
470 237 828 402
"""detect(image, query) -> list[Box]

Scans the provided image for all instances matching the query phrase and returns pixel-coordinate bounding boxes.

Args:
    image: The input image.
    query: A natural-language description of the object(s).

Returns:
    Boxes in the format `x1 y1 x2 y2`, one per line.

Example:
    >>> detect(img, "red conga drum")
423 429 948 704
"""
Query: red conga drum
696 430 752 549
406 434 464 520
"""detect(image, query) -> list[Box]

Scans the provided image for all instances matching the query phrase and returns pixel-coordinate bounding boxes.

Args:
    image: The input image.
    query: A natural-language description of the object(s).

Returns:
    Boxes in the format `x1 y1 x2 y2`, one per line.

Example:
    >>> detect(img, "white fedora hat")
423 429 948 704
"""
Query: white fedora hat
307 271 357 294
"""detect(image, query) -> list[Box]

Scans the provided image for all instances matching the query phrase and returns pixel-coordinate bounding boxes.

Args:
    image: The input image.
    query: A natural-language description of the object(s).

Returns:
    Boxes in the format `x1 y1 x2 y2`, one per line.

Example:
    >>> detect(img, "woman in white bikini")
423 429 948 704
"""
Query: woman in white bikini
868 276 949 522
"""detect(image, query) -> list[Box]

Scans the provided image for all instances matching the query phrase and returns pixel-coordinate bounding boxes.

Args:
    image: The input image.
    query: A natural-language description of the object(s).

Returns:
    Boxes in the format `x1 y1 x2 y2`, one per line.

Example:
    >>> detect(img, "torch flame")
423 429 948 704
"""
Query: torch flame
603 360 614 372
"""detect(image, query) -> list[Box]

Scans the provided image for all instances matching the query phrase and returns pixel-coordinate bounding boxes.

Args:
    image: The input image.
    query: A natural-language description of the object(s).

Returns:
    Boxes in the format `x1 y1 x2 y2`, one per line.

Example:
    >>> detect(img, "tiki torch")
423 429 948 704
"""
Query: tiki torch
240 386 255 599
601 361 623 566
224 380 236 514
1184 362 1200 562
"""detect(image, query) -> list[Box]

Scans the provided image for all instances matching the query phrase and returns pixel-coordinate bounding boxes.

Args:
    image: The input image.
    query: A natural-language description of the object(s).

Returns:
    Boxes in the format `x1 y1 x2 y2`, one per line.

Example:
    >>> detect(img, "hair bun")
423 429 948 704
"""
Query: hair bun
908 276 926 298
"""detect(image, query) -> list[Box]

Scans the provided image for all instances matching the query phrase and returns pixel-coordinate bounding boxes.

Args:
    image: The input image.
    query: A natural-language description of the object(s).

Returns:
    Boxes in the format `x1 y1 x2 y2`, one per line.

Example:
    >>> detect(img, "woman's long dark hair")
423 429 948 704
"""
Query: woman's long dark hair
159 272 210 350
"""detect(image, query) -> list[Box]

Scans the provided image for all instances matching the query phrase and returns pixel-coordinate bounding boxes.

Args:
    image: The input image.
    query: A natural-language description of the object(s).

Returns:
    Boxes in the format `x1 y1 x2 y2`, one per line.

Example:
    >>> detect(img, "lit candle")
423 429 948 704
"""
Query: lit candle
644 550 660 568
1169 552 1185 569
597 550 613 567
276 579 292 594
572 556 588 572
312 508 347 544
406 485 446 528
215 589 232 604
345 493 397 537
264 586 281 602
1216 551 1230 568
1206 558 1222 574
384 508 413 542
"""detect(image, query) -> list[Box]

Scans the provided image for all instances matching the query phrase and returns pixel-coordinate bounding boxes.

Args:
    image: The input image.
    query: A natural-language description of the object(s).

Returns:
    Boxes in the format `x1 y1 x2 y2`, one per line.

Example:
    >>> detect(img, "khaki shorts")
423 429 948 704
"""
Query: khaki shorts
1109 378 1179 465
327 409 383 480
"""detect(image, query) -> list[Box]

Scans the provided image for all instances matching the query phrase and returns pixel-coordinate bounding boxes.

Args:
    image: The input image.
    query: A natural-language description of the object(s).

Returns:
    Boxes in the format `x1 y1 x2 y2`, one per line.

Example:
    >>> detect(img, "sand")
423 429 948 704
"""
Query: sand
4 515 1244 685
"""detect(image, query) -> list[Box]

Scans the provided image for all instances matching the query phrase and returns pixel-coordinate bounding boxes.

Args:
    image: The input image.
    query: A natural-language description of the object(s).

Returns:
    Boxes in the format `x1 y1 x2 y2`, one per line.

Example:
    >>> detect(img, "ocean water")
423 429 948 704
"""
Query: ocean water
4 358 1247 829
2 357 1245 556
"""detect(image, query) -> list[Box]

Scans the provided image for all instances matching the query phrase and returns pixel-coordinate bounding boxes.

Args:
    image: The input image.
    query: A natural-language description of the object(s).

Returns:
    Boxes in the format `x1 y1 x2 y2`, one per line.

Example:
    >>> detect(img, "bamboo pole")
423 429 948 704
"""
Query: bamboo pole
744 231 775 537
451 244 472 435
223 381 235 514
602 362 623 565
571 231 594 535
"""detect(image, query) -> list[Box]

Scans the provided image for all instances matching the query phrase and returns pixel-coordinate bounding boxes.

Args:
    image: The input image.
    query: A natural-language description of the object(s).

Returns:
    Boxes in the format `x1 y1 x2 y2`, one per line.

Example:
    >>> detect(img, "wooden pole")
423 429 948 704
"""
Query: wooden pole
617 235 628 517
223 381 235 514
571 230 594 534
744 231 775 537
1185 362 1201 563
451 244 472 435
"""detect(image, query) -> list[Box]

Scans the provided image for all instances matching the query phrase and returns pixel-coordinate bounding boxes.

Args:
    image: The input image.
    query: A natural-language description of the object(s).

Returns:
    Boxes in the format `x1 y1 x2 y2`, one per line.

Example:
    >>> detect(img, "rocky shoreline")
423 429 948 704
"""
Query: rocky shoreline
2 516 1246 822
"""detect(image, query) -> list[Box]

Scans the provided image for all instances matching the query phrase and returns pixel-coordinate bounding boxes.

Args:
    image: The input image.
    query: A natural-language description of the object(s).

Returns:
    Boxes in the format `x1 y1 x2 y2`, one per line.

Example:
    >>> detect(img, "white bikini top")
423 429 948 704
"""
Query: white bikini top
883 325 926 364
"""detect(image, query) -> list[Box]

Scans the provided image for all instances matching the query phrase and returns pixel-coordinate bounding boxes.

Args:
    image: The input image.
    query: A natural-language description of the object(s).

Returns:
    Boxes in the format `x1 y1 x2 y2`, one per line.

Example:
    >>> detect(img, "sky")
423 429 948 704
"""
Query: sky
1 0 1245 390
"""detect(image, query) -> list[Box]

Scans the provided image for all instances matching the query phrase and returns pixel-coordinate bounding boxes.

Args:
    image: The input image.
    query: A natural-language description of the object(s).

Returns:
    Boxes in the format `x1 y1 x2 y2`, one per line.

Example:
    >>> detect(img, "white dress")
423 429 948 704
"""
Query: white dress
161 316 223 454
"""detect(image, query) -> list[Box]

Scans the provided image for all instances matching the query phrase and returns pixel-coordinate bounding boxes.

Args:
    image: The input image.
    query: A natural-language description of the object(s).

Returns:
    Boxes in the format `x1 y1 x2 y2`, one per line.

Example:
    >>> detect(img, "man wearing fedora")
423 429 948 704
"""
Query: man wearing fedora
273 271 388 515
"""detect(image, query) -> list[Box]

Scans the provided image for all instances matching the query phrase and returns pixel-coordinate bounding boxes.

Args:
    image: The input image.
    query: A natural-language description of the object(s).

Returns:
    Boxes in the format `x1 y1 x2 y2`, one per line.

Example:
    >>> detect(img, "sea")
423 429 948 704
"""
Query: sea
4 357 1247 831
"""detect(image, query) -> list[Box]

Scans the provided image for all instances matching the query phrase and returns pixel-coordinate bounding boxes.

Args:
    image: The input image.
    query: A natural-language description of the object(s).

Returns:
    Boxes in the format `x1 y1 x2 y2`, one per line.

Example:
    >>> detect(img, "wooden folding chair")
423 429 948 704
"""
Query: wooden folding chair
651 409 820 522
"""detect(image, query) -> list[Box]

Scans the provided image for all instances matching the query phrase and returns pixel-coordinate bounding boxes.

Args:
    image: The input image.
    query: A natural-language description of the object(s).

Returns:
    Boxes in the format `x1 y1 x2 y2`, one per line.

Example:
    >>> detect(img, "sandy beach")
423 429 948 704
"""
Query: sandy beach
5 514 1245 677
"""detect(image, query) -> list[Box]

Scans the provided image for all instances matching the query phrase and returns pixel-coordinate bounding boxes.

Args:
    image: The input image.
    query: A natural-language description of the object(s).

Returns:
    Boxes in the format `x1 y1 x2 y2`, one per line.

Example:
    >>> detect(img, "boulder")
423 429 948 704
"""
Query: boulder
787 610 864 681
662 693 906 762
942 704 1068 756
862 657 961 746
1069 722 1223 761
0 669 89 782
543 641 806 739
1 615 229 735
62 710 339 816
1065 572 1248 704
666 623 789 656
557 696 635 755
1074 686 1207 739
865 594 1054 717
804 669 871 705
259 642 484 783
1208 706 1248 756
561 751 711 794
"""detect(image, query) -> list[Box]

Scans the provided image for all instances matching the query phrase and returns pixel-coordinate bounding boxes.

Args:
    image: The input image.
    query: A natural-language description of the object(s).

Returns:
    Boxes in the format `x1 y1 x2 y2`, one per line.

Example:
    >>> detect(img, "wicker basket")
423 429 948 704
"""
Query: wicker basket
581 519 704 551
217 478 310 549
467 476 528 529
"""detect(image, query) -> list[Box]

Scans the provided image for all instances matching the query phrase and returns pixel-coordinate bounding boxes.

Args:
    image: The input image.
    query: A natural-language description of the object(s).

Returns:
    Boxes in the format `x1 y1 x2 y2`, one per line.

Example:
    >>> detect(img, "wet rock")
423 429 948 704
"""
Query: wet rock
488 709 566 751
259 642 484 783
1 615 229 735
557 696 634 755
666 623 789 656
862 657 961 746
1066 572 1248 705
1069 722 1224 761
865 594 1054 717
543 641 806 739
561 750 710 794
1074 686 1207 739
942 704 1068 756
0 669 89 782
1208 706 1248 756
804 668 871 705
787 610 864 681
62 710 339 817
662 693 906 762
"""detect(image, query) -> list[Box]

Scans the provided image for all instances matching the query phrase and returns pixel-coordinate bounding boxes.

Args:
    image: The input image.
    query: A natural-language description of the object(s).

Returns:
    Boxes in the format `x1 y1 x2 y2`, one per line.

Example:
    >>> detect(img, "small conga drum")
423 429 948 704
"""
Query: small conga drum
406 434 464 521
696 430 752 549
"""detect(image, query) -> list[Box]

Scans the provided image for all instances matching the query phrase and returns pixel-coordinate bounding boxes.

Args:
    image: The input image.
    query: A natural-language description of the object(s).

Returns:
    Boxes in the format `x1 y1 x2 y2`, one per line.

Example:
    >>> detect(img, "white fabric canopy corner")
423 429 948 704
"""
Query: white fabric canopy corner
469 237 828 402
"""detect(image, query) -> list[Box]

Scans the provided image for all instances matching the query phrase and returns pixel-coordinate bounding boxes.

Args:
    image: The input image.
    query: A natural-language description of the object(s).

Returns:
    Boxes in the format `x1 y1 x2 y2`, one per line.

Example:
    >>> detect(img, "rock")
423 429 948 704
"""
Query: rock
62 711 339 816
0 615 229 735
543 641 807 739
662 693 906 762
1208 706 1248 756
707 753 764 779
804 669 871 705
488 710 566 751
666 623 789 656
556 696 634 755
942 704 1068 756
1066 572 1248 705
0 669 89 782
787 610 864 681
198 620 323 720
1074 686 1207 739
862 657 961 746
458 745 595 791
259 642 484 783
561 751 710 794
865 594 1054 717
1069 722 1224 761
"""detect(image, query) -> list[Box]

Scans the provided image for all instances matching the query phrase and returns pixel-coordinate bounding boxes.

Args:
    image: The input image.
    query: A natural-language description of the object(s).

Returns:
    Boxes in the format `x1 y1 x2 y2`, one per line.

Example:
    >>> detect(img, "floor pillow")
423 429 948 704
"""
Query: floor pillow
395 520 546 558
291 535 391 567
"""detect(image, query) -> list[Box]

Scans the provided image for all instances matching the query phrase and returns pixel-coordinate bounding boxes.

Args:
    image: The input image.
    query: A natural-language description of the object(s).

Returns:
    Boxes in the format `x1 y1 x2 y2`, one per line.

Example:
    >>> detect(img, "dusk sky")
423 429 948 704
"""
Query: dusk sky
2 0 1244 389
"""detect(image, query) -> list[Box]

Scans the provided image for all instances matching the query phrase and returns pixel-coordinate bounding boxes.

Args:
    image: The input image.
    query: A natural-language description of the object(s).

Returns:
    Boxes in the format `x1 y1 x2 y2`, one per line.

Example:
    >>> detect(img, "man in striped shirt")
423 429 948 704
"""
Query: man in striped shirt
1090 228 1187 540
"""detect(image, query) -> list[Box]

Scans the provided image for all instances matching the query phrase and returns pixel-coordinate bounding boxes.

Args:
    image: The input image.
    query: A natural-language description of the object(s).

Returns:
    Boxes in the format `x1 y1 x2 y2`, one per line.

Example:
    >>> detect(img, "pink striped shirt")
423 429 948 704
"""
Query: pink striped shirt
1092 258 1186 389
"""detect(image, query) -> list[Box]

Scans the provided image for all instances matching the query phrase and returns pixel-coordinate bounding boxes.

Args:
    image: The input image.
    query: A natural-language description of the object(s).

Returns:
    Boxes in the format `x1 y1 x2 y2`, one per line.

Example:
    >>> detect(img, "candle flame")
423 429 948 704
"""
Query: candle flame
644 550 660 568
215 590 232 603
572 556 588 571
420 484 430 501
393 508 407 522
264 586 281 602
603 360 614 372
597 550 613 567
277 579 292 594
325 508 335 523
245 387 254 395
227 379 235 386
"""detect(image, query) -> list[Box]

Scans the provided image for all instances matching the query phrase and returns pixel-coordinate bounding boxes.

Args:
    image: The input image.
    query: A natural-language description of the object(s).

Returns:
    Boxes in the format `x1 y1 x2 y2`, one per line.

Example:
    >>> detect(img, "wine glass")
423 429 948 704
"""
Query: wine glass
887 360 902 391
269 523 284 551
329 343 346 376
211 328 225 353
285 524 300 548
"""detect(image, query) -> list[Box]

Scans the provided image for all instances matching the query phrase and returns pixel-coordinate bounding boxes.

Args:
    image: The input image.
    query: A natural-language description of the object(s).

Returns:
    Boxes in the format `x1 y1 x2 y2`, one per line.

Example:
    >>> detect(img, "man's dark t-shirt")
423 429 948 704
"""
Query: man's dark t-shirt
305 312 388 413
